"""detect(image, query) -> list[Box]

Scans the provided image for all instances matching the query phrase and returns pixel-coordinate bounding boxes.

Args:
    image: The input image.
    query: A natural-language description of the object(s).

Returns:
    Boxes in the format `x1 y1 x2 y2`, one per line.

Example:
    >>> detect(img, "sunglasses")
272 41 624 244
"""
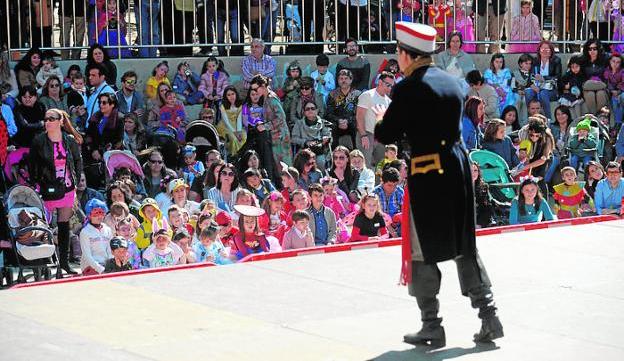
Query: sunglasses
220 170 235 177
150 159 163 164
49 83 60 88
382 81 394 88
44 116 60 122
124 120 135 124
607 170 622 175
333 155 346 160
306 161 315 166
250 86 260 91
99 100 110 105
125 79 136 84
91 209 106 216
304 106 316 111
301 86 312 90
588 47 598 51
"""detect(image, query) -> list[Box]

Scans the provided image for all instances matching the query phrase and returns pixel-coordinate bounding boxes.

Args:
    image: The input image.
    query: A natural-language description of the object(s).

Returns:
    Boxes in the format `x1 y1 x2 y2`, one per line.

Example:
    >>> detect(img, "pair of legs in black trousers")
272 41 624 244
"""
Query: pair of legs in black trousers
405 253 503 347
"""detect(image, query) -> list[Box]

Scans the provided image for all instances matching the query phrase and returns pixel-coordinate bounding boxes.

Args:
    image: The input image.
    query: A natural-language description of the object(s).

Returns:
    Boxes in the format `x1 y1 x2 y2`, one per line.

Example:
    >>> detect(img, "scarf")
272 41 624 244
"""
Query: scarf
403 56 434 77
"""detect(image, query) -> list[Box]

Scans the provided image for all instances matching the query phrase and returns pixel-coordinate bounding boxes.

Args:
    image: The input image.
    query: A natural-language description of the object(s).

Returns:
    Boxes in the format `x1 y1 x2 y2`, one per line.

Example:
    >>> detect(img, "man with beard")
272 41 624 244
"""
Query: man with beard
326 69 361 149
373 22 504 348
335 38 371 91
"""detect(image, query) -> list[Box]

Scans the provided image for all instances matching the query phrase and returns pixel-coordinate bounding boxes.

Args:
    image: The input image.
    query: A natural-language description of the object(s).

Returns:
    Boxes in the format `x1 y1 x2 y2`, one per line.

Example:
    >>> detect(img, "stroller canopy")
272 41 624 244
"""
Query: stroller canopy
4 185 46 217
104 150 145 179
185 120 221 149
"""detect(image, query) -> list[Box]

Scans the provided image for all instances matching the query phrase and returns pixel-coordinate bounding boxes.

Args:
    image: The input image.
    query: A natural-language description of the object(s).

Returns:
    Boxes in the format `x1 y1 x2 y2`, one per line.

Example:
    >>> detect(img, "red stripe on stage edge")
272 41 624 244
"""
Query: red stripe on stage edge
395 23 436 41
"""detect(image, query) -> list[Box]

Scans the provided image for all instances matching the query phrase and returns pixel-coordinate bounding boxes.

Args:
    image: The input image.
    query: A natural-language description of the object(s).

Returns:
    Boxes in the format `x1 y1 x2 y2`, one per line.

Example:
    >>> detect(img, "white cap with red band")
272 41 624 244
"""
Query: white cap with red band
395 22 437 54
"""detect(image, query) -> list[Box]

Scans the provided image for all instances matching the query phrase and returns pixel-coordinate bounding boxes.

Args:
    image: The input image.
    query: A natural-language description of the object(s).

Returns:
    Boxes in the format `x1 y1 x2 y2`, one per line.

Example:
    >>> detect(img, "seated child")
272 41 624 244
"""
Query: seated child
216 210 239 248
181 145 205 185
372 167 404 218
103 236 133 273
510 140 532 181
512 54 536 121
172 228 196 264
568 118 597 170
168 205 194 235
553 167 593 219
173 62 203 105
159 90 186 142
231 205 271 260
349 194 388 242
310 54 335 103
80 199 113 275
36 52 64 89
376 144 398 178
243 168 276 204
193 222 232 265
115 216 142 269
280 167 300 215
259 191 288 242
509 177 556 224
282 210 315 250
142 219 184 268
558 56 586 119
321 176 349 219
135 198 163 251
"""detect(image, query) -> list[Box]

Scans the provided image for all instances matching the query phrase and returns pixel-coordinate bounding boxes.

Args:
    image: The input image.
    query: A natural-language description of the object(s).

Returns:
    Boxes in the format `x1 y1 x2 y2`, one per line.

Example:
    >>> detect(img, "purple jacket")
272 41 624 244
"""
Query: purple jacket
199 71 230 99
603 68 624 92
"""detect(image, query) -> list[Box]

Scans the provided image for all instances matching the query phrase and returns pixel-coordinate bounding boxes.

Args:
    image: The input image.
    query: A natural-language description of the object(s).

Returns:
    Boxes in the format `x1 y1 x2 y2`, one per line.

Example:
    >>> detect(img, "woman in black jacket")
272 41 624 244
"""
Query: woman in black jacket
12 86 46 148
530 40 562 120
29 108 83 277
328 145 361 203
85 92 124 161
580 38 609 114
85 44 117 88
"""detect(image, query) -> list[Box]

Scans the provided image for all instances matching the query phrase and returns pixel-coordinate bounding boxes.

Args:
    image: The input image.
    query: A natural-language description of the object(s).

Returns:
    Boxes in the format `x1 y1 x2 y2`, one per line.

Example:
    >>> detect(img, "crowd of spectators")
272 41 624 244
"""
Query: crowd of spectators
1 19 624 278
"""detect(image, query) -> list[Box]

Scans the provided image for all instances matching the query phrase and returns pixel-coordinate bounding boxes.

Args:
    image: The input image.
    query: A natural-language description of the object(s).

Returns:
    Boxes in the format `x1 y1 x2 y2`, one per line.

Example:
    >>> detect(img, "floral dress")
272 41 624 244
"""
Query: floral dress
484 68 517 114
264 91 293 165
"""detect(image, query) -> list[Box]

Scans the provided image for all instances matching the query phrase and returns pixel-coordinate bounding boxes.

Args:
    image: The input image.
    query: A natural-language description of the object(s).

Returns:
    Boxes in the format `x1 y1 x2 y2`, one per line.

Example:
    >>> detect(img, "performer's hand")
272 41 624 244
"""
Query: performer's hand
371 104 387 121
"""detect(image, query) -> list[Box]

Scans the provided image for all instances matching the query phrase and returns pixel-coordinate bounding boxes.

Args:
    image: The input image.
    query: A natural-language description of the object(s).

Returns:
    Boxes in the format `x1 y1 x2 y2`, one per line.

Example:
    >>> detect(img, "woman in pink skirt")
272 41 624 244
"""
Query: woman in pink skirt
29 108 83 277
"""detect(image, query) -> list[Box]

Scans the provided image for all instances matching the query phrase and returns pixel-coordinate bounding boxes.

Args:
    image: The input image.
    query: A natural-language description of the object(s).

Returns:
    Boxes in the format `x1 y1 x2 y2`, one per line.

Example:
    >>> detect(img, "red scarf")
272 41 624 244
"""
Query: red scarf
400 187 412 285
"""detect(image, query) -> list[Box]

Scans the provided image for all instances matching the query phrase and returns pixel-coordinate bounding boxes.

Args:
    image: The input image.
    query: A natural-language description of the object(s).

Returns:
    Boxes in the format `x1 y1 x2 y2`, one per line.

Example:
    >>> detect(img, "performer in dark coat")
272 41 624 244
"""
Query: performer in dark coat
373 22 503 348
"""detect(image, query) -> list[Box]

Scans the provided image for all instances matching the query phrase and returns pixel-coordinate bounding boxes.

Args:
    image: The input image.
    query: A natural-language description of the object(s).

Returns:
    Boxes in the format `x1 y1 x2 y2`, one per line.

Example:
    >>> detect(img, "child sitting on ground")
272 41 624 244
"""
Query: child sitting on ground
80 199 113 275
349 194 388 242
193 222 232 265
216 211 239 248
553 167 593 219
321 176 349 219
172 228 196 264
115 216 142 269
142 219 183 268
135 198 163 251
231 205 271 260
104 236 133 273
259 191 288 242
282 210 315 250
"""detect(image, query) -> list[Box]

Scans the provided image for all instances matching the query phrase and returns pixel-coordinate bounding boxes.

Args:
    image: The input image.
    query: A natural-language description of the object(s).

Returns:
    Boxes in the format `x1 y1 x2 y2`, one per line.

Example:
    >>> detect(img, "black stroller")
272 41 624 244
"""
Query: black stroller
185 120 224 163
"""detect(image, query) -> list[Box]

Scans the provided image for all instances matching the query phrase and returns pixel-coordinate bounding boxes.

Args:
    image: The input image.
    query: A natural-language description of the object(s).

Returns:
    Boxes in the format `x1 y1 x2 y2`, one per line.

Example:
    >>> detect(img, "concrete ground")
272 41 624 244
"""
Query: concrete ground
0 220 623 361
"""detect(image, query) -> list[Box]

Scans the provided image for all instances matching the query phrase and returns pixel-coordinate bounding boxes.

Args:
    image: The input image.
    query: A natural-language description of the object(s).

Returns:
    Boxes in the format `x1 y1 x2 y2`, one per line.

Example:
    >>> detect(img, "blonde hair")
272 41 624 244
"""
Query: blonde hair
46 108 84 144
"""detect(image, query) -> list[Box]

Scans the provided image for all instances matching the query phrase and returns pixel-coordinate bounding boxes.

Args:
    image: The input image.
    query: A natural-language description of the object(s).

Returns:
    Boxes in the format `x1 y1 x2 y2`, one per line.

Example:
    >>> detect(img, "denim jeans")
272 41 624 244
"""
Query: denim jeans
569 154 594 170
262 9 278 54
525 87 556 120
544 153 560 184
140 0 161 57
612 93 624 125
216 9 240 55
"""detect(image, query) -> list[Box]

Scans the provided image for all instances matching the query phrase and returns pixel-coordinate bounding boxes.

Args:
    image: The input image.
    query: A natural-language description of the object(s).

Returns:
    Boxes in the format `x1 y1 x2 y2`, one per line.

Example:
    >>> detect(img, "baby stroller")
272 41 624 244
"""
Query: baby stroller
104 150 145 182
149 126 181 169
566 116 611 169
470 150 518 225
3 148 30 187
185 120 224 163
3 185 58 283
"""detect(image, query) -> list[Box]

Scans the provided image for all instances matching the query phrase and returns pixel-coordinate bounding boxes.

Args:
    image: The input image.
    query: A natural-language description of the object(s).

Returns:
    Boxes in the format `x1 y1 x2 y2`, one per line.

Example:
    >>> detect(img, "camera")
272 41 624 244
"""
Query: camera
183 62 192 77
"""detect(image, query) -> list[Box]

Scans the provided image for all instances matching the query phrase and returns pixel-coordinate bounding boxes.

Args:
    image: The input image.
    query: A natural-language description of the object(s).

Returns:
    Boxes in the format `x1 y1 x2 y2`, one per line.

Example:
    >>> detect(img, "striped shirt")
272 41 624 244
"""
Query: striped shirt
241 54 276 88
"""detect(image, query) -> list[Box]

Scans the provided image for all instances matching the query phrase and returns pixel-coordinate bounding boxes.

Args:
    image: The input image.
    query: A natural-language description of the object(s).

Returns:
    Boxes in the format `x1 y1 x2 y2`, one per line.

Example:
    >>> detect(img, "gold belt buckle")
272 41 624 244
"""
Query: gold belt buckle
411 153 443 175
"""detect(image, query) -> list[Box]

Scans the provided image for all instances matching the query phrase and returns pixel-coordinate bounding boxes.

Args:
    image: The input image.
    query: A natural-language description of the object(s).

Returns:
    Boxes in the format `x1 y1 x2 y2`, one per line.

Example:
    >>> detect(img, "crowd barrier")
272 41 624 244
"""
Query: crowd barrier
8 214 619 290
1 0 622 58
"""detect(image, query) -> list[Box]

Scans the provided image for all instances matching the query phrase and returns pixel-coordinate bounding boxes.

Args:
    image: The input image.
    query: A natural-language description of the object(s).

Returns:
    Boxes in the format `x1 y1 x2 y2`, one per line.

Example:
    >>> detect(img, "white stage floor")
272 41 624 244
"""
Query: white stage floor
1 220 623 360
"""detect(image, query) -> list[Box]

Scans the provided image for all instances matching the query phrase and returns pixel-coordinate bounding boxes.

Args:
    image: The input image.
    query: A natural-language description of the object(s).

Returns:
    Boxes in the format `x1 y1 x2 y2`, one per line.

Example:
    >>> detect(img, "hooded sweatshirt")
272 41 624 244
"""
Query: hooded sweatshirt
135 198 163 250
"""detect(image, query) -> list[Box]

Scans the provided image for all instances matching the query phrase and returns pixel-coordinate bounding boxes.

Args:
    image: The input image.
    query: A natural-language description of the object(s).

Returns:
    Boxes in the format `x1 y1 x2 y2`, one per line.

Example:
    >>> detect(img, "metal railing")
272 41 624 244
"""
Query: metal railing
1 0 622 58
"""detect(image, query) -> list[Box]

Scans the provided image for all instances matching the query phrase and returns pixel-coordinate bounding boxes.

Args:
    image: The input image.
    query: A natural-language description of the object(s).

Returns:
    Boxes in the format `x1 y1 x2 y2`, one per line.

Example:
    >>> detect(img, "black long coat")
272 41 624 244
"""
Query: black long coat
375 65 476 264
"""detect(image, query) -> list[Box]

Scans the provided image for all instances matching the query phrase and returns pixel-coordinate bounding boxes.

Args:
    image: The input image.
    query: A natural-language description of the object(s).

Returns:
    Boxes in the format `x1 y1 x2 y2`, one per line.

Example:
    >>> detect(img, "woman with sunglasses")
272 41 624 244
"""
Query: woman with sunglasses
29 108 83 276
40 76 68 113
293 148 323 191
329 146 361 203
580 39 610 114
291 100 332 171
142 150 177 198
288 76 326 130
519 116 555 196
205 163 241 213
122 113 147 156
84 93 123 164
12 85 46 148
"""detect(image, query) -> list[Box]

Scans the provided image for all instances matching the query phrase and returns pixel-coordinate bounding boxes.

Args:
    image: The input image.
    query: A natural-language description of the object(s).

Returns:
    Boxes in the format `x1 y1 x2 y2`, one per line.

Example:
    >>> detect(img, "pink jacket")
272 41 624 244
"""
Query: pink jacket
199 71 230 99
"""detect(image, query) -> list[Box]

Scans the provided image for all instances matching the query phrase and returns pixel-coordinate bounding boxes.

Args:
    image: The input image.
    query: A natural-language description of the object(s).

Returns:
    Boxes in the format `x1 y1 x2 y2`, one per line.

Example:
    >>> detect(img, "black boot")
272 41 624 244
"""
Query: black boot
57 222 77 277
468 286 504 343
404 296 446 348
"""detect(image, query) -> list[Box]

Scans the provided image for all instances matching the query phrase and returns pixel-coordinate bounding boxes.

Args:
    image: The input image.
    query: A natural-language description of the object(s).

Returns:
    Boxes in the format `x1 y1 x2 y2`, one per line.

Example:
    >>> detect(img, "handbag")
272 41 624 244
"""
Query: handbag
40 154 68 201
